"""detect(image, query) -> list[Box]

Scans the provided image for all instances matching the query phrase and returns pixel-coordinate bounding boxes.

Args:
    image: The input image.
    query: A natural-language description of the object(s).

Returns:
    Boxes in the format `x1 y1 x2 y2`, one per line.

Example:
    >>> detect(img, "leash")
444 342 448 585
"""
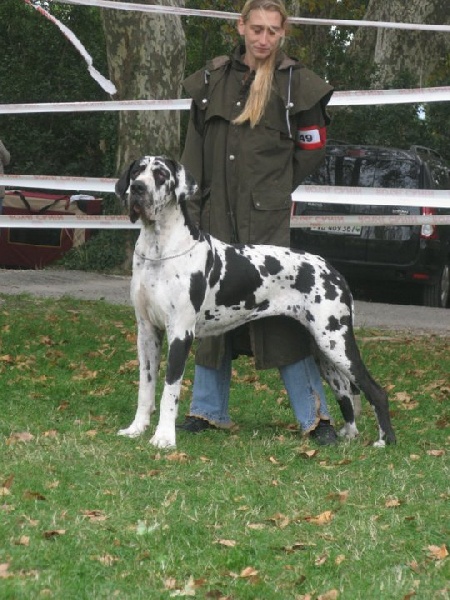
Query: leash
134 241 200 262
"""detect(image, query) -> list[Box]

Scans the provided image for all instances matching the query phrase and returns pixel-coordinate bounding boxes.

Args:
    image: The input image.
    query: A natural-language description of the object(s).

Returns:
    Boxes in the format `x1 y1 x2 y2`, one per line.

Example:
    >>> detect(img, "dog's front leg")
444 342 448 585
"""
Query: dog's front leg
150 329 194 449
118 320 163 438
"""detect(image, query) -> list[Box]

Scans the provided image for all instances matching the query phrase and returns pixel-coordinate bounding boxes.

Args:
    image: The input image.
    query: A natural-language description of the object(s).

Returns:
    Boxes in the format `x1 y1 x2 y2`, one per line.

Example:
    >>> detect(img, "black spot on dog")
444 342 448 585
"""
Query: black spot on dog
190 271 207 313
292 262 315 295
255 299 270 312
215 247 263 307
337 394 355 422
315 294 321 304
326 316 342 332
205 249 214 278
306 310 315 322
208 249 222 288
166 331 194 385
263 255 283 276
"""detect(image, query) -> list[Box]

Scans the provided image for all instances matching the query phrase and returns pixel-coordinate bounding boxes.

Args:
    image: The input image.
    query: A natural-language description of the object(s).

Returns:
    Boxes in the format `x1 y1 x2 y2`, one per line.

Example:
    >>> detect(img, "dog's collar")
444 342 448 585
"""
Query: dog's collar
134 241 199 262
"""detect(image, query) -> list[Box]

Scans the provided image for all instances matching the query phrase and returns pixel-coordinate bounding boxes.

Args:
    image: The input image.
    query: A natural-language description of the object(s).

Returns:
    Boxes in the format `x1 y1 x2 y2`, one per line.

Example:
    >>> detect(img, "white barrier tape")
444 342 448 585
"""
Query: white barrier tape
1 214 449 230
0 99 191 115
56 0 450 32
1 86 449 116
291 214 450 228
25 0 116 95
0 215 138 229
1 177 448 210
0 175 115 193
293 185 450 209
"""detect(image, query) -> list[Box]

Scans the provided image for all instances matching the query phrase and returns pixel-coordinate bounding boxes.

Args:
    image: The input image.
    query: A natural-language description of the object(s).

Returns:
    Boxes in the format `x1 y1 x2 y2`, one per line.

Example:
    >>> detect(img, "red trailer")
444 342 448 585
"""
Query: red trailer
0 190 102 269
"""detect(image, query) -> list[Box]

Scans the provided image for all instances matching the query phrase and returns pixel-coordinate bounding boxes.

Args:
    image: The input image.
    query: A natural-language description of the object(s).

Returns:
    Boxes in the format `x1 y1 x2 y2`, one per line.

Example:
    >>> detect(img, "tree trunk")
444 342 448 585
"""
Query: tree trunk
351 0 450 87
101 0 186 174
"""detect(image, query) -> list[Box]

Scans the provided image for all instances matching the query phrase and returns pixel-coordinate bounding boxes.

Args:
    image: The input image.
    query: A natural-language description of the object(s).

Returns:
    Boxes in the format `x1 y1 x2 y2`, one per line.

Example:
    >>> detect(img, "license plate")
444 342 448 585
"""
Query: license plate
310 225 362 235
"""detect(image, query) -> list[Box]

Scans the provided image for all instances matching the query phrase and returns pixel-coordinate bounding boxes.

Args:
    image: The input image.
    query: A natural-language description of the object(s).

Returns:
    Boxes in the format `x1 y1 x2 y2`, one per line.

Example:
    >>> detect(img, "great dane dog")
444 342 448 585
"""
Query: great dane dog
115 156 396 449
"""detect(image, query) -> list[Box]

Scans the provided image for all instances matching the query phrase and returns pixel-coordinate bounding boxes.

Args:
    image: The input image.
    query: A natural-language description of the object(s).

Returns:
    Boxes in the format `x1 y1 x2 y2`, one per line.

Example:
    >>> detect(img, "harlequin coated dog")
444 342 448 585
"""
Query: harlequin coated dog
115 156 396 449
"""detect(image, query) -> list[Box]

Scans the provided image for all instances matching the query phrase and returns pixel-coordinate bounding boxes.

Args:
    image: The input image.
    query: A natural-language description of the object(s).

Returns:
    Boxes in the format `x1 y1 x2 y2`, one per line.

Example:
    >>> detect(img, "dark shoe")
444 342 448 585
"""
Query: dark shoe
309 420 338 446
176 416 217 433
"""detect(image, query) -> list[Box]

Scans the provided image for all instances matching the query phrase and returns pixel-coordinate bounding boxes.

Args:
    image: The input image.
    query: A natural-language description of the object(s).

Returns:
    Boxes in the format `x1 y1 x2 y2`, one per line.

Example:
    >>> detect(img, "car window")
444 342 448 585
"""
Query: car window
427 159 450 190
309 154 420 189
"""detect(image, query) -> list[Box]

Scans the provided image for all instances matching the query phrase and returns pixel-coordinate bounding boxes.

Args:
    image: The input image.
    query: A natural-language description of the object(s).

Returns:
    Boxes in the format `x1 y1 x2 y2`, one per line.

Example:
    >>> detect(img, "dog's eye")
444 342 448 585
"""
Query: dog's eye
131 164 144 179
153 168 168 186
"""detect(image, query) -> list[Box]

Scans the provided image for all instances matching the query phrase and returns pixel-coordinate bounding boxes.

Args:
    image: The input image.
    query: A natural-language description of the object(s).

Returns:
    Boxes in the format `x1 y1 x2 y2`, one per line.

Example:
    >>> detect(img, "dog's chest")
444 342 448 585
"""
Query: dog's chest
131 264 191 326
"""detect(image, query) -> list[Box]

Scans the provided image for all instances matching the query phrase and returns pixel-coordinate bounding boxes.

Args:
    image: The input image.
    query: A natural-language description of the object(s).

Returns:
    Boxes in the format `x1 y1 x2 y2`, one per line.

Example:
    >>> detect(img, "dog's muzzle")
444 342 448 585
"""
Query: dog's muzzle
129 180 159 224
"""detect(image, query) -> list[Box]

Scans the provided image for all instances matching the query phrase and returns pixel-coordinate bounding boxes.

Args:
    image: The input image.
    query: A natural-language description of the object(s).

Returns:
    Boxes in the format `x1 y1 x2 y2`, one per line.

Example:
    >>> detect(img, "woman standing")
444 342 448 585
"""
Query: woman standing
178 0 337 445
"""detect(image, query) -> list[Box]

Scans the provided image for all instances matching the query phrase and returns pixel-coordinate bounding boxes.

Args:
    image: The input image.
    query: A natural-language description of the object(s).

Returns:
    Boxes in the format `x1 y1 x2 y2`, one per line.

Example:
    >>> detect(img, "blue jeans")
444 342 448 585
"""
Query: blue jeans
190 338 331 433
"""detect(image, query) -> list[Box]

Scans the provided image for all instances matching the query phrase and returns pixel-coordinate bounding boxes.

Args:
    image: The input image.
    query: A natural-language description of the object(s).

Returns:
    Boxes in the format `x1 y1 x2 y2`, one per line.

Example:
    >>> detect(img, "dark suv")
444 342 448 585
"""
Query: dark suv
291 143 450 308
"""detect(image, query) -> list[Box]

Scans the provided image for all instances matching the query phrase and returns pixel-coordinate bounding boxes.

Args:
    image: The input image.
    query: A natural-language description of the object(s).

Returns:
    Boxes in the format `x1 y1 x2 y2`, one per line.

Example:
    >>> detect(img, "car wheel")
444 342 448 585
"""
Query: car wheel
422 263 450 308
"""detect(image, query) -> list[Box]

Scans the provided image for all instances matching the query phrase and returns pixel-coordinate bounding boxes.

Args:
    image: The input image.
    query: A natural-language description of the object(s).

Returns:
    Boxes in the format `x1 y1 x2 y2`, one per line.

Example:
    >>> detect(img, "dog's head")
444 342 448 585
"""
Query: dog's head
115 156 198 224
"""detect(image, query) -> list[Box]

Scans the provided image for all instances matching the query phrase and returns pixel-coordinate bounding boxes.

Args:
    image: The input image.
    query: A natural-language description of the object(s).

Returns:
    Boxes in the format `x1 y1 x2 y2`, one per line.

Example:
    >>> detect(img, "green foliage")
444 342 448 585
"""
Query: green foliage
0 0 117 177
0 296 449 598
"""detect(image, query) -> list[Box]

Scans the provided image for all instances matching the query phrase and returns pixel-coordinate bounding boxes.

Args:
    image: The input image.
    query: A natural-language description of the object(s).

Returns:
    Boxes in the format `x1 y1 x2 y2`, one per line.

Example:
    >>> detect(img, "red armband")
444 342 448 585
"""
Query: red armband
296 125 327 150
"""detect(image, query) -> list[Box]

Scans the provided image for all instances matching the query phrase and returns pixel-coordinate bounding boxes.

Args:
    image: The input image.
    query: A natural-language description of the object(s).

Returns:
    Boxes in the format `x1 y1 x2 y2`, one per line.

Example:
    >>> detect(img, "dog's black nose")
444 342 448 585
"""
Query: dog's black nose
130 180 146 195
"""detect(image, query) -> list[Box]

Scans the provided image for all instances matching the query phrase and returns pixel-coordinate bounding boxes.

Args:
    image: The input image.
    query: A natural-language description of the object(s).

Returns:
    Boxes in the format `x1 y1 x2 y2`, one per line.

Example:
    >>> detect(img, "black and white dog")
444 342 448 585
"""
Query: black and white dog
115 156 396 449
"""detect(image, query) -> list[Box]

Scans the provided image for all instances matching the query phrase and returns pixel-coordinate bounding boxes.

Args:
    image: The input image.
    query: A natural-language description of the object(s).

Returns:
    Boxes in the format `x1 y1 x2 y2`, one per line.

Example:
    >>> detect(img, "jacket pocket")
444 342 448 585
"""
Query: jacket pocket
249 189 291 245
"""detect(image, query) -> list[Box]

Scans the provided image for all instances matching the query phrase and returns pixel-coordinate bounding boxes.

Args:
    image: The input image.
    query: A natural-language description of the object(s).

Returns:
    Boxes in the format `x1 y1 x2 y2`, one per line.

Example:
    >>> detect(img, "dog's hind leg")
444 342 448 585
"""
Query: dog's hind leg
118 321 164 438
355 366 396 447
317 354 359 440
150 329 194 449
332 332 396 446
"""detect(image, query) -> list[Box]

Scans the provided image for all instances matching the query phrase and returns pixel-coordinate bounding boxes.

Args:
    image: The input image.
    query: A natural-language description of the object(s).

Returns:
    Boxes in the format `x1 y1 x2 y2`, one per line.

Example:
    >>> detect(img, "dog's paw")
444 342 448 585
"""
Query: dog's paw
117 422 148 438
150 429 176 449
338 422 359 440
373 439 386 448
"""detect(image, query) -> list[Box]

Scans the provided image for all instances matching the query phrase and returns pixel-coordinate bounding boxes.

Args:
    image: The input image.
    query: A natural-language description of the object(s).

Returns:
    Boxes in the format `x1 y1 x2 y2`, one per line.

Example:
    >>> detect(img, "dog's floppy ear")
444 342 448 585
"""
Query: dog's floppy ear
173 159 199 201
115 161 137 202
182 166 199 199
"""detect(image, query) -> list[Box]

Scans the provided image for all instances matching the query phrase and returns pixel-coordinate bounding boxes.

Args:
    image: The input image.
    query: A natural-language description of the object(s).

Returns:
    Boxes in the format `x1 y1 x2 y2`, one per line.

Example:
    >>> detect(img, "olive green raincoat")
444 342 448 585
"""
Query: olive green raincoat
182 46 333 370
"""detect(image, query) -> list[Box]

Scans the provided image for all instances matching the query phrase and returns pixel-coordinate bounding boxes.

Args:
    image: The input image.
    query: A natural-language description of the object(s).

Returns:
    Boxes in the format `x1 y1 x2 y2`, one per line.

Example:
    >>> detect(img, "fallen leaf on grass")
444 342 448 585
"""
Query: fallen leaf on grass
43 530 66 539
282 542 316 553
0 563 11 579
23 491 46 501
240 566 259 579
315 553 328 566
385 498 402 508
215 539 237 548
426 449 445 457
2 475 14 490
95 554 119 566
335 554 346 565
15 536 30 546
6 432 34 445
43 430 58 438
426 544 448 561
267 512 291 529
299 449 319 459
169 575 196 596
326 490 349 504
305 511 334 525
166 452 189 462
392 391 418 409
81 510 107 522
139 470 161 478
318 590 339 600
246 523 265 530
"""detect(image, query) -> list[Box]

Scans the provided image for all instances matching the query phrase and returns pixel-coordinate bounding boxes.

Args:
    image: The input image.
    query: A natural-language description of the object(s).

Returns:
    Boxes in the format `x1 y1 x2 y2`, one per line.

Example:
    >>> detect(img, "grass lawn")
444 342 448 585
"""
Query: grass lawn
0 294 448 599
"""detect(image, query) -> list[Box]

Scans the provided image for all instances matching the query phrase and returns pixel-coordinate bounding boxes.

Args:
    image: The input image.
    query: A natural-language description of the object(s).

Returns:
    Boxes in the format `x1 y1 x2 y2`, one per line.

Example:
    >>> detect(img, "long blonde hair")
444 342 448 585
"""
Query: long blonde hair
233 0 288 128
